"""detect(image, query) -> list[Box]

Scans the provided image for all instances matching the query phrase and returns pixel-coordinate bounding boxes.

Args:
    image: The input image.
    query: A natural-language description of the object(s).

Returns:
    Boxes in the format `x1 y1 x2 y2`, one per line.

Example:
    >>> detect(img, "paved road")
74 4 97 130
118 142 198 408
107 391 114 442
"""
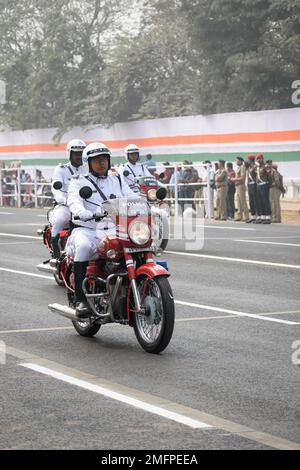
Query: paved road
0 208 299 450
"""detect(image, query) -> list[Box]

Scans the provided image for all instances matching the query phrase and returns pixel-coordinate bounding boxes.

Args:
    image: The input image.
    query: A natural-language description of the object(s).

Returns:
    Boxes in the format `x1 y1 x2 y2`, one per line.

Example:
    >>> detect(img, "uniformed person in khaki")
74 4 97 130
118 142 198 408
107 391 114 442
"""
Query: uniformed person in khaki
215 160 228 220
269 162 283 223
232 157 249 221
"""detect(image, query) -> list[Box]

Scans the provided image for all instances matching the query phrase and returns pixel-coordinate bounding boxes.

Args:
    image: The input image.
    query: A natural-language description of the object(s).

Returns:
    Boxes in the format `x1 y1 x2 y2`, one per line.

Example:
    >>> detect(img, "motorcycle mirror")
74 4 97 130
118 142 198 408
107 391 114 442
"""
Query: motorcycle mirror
79 186 93 199
123 170 130 177
156 187 167 200
53 181 63 190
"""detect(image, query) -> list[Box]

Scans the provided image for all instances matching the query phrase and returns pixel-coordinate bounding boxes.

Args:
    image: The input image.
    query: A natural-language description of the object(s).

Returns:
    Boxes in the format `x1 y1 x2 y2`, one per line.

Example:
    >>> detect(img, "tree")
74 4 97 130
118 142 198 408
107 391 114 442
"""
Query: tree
0 0 299 132
0 0 130 132
181 0 300 113
87 0 200 125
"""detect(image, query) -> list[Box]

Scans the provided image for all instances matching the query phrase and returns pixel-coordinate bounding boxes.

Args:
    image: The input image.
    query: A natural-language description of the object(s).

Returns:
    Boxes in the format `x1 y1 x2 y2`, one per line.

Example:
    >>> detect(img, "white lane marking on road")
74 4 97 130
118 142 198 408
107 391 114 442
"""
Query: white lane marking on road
174 221 255 231
191 236 300 241
0 267 52 280
5 347 297 450
0 241 38 245
203 225 255 231
175 310 300 322
0 266 299 326
176 315 238 322
0 212 13 215
175 300 300 326
0 326 73 334
235 239 300 247
259 310 300 316
36 214 47 217
166 250 300 270
0 224 43 226
0 232 40 240
20 363 212 430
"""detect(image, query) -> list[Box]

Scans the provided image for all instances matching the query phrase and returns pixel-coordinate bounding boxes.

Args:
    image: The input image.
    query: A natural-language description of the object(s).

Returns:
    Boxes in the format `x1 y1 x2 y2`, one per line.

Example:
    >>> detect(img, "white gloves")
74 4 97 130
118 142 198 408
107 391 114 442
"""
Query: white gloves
94 209 104 218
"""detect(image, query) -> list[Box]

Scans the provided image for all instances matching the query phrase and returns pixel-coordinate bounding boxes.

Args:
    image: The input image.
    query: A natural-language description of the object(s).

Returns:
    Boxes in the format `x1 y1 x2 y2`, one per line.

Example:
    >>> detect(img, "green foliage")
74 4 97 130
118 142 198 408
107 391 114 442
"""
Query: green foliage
0 0 299 133
182 0 300 113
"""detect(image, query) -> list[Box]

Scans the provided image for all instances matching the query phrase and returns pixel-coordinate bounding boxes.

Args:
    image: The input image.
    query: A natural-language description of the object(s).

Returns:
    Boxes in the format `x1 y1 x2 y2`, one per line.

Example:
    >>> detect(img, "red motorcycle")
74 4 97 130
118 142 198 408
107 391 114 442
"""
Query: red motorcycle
48 188 175 354
36 181 69 286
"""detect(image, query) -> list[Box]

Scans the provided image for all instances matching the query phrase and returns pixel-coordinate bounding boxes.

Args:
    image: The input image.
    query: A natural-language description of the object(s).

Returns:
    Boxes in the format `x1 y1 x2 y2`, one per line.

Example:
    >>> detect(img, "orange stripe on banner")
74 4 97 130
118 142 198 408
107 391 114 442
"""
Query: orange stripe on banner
1 130 300 153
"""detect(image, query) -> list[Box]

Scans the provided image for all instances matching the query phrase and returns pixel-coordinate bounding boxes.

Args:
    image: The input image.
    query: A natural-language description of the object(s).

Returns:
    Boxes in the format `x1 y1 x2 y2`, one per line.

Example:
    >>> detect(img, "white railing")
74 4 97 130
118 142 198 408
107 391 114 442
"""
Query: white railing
0 168 53 209
0 165 298 213
0 164 214 216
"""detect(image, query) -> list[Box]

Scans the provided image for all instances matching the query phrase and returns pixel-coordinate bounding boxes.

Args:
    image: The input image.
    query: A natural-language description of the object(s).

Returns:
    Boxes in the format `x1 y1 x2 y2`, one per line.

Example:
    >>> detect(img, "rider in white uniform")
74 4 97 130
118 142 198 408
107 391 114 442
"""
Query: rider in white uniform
119 144 152 193
66 142 135 317
119 144 168 249
51 139 86 258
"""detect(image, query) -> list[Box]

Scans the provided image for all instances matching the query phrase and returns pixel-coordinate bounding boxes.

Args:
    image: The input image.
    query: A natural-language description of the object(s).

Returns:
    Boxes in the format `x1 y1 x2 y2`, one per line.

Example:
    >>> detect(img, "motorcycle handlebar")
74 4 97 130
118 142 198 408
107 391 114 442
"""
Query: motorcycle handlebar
74 211 108 222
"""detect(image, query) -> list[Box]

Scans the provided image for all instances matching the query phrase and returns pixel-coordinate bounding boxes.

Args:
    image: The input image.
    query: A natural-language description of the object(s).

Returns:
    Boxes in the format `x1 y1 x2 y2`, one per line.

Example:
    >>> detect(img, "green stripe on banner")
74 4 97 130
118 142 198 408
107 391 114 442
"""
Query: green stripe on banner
1 151 300 167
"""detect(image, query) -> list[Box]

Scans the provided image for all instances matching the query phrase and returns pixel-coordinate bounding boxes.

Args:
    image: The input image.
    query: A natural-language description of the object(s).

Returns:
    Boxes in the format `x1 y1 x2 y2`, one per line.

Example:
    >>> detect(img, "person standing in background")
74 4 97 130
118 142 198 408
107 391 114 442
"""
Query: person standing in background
144 154 157 175
269 162 284 223
226 162 236 219
215 160 228 220
202 160 215 219
232 157 249 222
246 155 260 223
256 154 272 224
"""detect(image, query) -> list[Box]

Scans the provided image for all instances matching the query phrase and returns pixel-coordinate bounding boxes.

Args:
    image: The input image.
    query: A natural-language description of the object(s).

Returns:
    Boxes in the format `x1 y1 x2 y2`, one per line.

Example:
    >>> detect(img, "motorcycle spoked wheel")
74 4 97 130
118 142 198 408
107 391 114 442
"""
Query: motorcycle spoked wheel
153 213 169 251
133 276 175 354
68 279 102 338
72 317 101 337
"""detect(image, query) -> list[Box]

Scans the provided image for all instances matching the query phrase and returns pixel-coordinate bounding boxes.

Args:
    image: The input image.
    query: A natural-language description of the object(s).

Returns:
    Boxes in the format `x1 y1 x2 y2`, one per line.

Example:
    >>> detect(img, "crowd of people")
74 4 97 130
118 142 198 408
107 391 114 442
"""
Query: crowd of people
201 154 285 223
0 163 51 208
139 154 285 224
0 151 285 223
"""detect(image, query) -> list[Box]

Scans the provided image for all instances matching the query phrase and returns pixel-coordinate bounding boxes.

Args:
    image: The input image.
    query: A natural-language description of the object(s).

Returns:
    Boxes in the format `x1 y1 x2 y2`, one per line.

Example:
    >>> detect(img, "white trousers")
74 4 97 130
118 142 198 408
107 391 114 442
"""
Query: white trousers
66 226 116 262
203 187 214 219
51 205 71 237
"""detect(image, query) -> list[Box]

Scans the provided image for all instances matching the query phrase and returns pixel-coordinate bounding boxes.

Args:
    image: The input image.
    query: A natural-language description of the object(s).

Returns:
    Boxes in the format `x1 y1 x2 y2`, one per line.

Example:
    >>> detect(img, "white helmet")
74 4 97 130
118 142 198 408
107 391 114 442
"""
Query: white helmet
66 139 86 160
82 142 111 173
125 143 140 162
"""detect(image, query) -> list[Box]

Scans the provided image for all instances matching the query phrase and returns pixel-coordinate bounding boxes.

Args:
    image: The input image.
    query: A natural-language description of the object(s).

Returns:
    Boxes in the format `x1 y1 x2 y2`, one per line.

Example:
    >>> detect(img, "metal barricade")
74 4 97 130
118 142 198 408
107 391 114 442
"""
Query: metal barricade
0 167 53 208
154 163 213 218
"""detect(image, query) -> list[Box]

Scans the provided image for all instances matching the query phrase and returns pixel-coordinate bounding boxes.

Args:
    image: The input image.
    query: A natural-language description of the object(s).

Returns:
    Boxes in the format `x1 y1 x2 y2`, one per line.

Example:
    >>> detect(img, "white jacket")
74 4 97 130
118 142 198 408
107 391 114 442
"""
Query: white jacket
52 163 85 204
67 173 136 230
119 162 152 194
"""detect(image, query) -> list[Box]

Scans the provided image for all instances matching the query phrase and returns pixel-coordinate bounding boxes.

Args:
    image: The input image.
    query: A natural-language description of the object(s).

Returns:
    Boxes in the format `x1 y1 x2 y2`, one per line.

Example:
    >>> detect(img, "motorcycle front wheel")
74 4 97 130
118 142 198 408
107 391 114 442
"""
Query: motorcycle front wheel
153 212 169 251
158 214 169 251
133 276 175 354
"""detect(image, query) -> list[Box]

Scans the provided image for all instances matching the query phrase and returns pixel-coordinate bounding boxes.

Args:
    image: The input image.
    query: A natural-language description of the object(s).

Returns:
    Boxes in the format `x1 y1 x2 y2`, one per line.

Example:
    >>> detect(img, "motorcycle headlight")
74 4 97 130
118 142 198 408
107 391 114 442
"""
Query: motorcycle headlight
128 221 151 246
147 189 157 201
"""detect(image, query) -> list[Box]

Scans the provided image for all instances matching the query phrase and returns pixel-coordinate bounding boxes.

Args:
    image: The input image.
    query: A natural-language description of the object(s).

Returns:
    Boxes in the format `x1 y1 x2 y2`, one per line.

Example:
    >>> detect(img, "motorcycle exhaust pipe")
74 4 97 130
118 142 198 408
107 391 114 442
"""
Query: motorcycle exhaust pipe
36 262 57 274
48 303 79 321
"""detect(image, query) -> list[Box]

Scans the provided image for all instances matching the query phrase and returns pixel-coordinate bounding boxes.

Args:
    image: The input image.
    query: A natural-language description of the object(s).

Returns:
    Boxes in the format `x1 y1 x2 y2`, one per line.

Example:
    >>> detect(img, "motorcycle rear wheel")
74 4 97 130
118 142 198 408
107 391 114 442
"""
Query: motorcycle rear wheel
68 291 101 338
72 318 101 337
133 276 174 354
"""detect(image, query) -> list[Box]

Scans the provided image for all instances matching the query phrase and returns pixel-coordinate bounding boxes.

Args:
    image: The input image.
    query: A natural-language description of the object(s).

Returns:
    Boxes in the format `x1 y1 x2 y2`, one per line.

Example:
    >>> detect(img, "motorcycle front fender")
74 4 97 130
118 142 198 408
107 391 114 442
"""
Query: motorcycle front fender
135 262 170 279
